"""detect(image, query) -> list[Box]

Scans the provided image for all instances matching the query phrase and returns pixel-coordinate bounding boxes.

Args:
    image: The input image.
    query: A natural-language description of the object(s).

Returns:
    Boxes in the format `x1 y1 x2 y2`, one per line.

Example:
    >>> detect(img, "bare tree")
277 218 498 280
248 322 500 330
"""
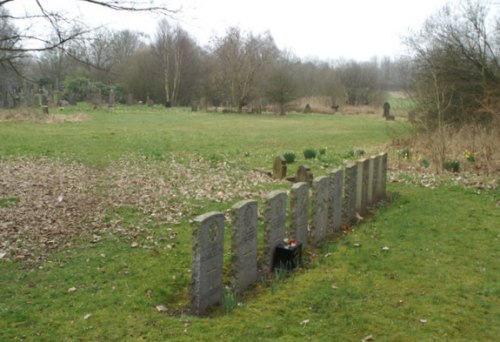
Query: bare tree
212 27 279 112
266 61 297 115
405 0 500 127
0 0 177 66
154 20 194 106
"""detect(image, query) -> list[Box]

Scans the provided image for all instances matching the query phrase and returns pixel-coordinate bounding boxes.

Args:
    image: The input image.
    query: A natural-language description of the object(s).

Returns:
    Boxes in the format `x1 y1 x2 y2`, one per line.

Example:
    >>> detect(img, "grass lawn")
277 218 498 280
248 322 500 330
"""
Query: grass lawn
0 104 402 170
1 106 498 341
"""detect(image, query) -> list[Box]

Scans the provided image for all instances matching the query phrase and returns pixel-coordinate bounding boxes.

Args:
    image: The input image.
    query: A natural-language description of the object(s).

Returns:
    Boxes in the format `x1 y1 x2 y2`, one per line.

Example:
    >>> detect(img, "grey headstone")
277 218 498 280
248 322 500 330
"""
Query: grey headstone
383 102 390 117
343 163 357 225
263 190 287 273
273 156 287 180
191 212 225 315
356 160 363 214
230 200 258 293
328 168 343 234
361 159 370 215
290 182 309 247
355 159 369 216
367 156 376 207
379 152 388 200
311 176 329 245
296 165 313 185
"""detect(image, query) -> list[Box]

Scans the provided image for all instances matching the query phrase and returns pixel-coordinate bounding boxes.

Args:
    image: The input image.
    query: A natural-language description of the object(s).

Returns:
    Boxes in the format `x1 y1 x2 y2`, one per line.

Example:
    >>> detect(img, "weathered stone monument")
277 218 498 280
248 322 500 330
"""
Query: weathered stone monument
296 165 313 185
230 200 258 293
263 190 287 273
290 182 309 247
273 156 287 180
328 168 343 234
191 212 225 315
383 102 390 118
311 176 330 245
343 163 358 225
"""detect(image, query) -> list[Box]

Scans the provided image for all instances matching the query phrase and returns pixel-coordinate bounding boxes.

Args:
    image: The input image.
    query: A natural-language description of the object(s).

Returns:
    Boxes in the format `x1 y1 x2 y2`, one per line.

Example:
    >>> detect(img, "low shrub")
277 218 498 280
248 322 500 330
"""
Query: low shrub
283 152 296 164
303 148 317 159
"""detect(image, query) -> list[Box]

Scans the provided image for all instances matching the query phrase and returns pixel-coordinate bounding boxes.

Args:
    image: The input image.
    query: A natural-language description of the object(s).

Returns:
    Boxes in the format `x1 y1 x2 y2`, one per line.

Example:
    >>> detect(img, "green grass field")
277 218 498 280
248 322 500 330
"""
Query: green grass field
1 106 498 341
0 104 401 169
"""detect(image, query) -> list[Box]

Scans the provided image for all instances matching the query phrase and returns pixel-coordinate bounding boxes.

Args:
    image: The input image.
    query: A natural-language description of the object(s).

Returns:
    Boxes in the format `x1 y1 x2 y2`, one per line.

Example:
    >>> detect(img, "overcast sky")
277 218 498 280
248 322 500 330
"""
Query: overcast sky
7 0 463 61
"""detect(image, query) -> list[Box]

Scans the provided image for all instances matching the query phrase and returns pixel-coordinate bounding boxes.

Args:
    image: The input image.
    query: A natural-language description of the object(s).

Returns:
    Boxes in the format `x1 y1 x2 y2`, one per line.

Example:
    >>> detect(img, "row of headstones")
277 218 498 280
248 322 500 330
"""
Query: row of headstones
191 153 388 315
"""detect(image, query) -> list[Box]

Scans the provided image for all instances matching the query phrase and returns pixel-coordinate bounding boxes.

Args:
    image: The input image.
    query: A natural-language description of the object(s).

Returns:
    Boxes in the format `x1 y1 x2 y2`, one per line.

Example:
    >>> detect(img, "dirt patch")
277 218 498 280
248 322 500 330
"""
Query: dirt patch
0 157 274 263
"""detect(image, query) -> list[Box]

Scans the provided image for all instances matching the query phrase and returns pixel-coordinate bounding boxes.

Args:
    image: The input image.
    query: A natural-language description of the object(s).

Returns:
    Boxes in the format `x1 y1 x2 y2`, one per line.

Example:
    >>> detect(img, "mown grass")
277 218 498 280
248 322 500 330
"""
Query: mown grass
1 105 498 341
1 183 498 341
0 104 402 170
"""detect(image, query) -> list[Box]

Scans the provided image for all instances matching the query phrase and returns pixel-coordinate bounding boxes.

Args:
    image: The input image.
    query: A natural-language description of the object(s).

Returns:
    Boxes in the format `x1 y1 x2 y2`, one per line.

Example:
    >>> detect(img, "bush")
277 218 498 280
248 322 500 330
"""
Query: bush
283 152 296 164
303 148 317 159
443 159 460 173
319 147 327 156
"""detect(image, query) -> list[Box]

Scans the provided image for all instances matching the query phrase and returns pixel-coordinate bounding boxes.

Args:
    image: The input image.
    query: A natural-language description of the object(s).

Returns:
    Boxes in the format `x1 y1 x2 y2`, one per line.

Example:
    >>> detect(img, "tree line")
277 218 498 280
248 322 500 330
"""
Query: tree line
0 1 407 113
1 0 498 125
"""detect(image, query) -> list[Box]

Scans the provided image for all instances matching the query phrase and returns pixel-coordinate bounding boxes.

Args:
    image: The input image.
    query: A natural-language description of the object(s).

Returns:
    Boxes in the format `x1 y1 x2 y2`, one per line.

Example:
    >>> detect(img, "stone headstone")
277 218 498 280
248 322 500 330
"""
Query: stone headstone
379 152 388 200
273 156 287 180
290 182 309 247
126 93 133 105
367 156 376 207
296 165 313 185
191 212 225 315
360 159 370 215
328 168 343 234
343 163 357 225
383 102 390 117
108 89 115 107
311 176 329 245
263 190 287 273
230 200 258 293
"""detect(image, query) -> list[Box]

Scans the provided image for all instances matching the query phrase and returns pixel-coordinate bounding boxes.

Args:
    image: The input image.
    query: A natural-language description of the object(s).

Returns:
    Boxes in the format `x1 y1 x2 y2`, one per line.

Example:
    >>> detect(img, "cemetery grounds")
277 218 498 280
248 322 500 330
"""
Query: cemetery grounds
0 104 498 341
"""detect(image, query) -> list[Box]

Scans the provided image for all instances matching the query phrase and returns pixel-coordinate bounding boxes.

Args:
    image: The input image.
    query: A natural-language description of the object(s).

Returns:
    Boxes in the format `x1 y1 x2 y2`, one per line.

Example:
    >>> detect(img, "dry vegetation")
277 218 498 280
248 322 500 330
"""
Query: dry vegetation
0 108 90 123
0 157 274 263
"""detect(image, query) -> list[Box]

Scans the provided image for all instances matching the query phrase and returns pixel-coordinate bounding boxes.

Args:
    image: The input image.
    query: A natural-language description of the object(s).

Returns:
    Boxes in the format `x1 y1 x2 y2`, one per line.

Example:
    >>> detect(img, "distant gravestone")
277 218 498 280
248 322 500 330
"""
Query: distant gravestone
263 190 287 273
296 165 313 185
191 212 225 315
303 103 311 113
230 200 258 293
328 168 343 234
273 156 287 180
383 102 390 118
41 94 49 114
343 163 358 225
290 182 309 247
126 93 133 105
311 176 329 245
108 89 115 107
